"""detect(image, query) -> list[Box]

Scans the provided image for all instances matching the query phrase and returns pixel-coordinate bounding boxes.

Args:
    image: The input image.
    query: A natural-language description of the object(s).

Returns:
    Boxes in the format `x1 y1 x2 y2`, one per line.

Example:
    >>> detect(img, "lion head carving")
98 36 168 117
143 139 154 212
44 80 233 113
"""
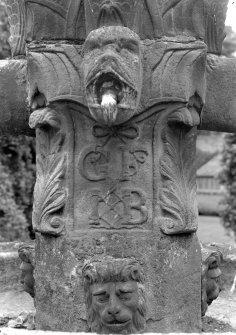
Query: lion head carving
82 256 146 334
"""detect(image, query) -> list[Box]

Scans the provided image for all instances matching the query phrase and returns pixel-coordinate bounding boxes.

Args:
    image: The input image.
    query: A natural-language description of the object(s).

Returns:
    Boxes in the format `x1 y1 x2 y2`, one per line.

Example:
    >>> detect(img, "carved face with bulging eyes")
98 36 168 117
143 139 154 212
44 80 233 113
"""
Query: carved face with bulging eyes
83 26 143 126
91 281 139 334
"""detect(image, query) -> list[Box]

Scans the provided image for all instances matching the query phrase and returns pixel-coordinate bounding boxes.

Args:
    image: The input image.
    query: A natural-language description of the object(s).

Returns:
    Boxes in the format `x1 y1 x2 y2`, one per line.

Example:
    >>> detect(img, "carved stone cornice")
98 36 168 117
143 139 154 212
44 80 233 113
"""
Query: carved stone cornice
3 0 228 56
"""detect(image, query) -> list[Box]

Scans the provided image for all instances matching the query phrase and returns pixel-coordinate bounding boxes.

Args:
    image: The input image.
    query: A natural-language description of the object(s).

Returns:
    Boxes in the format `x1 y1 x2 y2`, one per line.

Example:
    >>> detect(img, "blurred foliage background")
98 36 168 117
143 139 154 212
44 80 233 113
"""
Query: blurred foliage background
0 2 35 241
219 26 236 240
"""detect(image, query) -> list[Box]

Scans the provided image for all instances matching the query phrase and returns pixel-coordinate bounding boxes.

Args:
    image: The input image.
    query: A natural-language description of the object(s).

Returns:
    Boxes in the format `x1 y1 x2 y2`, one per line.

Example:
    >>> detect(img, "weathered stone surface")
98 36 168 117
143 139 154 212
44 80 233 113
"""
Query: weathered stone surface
201 55 236 133
201 245 222 316
34 233 201 332
28 96 202 332
203 243 236 289
0 332 234 335
1 0 235 333
82 257 147 334
18 244 35 298
0 60 31 136
0 243 35 327
2 0 228 52
205 290 236 331
0 242 23 292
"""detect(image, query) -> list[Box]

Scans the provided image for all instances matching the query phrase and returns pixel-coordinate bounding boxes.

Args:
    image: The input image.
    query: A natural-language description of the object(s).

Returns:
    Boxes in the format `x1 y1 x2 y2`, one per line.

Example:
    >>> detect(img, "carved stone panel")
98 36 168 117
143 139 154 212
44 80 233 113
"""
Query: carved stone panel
0 0 231 333
73 110 154 231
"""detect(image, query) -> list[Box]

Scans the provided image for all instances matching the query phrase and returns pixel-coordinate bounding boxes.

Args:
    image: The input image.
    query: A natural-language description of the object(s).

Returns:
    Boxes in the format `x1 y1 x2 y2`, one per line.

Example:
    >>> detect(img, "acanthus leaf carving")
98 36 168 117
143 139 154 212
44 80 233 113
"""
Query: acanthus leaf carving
29 107 67 236
29 107 61 130
160 111 198 235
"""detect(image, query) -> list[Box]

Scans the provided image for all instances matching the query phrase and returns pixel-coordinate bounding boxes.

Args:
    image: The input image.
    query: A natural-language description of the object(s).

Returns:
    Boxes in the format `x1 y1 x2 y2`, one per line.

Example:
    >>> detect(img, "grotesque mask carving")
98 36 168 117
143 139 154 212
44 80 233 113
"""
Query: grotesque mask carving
201 247 222 316
83 26 142 126
18 244 35 298
82 257 146 334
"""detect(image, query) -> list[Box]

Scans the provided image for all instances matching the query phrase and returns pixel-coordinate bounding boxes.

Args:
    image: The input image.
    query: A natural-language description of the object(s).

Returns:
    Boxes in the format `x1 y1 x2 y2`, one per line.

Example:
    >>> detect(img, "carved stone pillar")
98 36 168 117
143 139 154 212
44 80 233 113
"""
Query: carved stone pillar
2 0 230 333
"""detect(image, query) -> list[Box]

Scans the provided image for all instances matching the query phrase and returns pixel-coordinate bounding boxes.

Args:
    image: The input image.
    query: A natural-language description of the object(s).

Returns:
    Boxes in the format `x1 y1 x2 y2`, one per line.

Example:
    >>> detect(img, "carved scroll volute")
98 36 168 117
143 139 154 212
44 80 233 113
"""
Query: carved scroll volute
29 107 67 236
159 106 200 235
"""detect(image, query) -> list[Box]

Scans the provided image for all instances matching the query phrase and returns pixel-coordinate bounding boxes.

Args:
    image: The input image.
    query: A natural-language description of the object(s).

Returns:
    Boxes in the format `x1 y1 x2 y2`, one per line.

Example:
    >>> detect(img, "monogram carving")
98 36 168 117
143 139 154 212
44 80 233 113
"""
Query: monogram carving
77 122 149 230
79 140 148 229
89 188 148 229
29 107 67 236
79 145 148 182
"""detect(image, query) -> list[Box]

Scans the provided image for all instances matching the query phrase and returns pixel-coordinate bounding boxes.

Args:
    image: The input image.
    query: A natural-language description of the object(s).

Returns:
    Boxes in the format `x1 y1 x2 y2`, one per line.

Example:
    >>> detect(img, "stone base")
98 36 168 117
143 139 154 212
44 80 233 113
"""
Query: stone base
0 242 23 292
34 232 202 332
0 330 235 335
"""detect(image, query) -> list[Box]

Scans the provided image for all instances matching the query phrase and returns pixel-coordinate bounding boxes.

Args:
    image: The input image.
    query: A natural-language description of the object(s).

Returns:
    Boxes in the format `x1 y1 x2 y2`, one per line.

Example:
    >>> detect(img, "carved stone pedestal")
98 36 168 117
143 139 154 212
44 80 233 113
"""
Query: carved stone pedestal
30 100 202 332
1 0 233 333
35 233 201 332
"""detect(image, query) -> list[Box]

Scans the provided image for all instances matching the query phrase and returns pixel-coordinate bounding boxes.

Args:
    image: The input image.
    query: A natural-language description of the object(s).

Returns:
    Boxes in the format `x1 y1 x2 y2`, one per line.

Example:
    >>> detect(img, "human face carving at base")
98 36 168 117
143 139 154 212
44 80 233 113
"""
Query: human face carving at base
83 257 146 334
91 281 139 333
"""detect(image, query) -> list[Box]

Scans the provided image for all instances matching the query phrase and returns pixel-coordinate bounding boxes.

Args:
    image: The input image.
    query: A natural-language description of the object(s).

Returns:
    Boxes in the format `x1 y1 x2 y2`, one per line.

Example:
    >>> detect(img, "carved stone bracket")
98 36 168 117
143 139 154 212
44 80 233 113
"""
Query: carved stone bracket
29 107 67 236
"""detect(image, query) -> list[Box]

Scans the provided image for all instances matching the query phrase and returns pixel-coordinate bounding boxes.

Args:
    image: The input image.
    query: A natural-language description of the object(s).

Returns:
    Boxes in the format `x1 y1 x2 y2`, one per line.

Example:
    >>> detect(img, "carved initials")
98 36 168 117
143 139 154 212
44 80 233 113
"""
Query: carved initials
89 188 148 229
80 148 109 182
79 146 148 182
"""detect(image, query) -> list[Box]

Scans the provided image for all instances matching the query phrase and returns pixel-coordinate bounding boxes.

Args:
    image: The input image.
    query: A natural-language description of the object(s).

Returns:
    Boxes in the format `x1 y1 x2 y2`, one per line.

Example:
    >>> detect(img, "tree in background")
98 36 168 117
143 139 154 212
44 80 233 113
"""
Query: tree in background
218 26 236 239
0 0 10 60
219 134 236 238
0 2 36 241
222 26 236 58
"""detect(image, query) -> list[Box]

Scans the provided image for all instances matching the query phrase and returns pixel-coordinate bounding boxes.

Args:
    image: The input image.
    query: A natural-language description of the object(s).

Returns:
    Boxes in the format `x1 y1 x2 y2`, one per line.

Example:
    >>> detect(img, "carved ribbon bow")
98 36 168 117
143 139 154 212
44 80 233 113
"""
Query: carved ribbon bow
92 123 139 145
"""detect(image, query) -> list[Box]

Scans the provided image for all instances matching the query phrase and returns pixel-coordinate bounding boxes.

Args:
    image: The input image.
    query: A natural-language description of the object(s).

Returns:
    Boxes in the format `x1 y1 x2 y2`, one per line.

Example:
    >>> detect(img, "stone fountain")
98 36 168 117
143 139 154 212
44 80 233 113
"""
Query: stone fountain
0 0 235 333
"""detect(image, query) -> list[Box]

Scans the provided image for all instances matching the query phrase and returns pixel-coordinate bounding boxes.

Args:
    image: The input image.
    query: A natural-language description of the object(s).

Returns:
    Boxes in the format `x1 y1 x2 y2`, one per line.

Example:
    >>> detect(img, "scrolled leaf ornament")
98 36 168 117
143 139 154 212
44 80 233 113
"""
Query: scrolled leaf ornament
29 107 67 236
159 109 198 235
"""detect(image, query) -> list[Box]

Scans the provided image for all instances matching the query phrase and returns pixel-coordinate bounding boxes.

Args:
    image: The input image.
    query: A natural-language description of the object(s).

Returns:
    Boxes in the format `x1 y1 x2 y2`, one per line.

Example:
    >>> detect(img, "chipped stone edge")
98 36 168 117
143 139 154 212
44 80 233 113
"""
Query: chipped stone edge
0 331 235 335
